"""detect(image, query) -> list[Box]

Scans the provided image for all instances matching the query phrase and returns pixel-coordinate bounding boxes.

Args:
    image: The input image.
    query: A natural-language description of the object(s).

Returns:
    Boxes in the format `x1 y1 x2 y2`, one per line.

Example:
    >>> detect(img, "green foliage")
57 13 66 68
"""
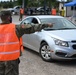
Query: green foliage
27 0 57 7
0 2 13 8
27 0 40 7
17 0 28 7
67 0 73 2
0 0 58 9
17 0 22 5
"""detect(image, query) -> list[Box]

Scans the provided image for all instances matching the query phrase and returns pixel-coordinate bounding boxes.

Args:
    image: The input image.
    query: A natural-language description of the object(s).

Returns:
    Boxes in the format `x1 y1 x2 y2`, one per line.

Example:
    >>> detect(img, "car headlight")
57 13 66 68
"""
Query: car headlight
53 38 69 47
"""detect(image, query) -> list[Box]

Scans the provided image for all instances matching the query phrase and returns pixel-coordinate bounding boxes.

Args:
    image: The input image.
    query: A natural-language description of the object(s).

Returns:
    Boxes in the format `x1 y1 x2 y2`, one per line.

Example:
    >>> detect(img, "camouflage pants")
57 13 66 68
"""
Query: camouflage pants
0 58 20 75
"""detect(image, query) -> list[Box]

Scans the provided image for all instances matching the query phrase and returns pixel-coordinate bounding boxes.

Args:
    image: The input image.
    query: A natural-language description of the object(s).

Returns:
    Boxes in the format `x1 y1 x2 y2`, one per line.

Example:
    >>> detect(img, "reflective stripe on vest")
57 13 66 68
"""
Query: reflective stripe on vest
0 23 20 61
0 41 19 45
0 50 19 54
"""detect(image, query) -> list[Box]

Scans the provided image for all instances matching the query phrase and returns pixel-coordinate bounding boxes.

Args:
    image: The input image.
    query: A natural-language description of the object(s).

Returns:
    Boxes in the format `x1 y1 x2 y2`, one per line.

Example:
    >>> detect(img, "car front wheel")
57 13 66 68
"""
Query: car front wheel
40 42 53 62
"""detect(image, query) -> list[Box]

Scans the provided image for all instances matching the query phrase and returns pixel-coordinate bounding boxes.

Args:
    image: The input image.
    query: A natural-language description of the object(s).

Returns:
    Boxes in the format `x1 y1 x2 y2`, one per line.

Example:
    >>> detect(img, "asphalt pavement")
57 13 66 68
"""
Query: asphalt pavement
12 15 26 24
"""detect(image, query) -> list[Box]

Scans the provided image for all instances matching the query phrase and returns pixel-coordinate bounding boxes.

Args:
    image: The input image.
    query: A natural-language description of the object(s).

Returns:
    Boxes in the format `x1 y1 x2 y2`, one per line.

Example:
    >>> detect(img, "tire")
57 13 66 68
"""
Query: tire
40 42 53 62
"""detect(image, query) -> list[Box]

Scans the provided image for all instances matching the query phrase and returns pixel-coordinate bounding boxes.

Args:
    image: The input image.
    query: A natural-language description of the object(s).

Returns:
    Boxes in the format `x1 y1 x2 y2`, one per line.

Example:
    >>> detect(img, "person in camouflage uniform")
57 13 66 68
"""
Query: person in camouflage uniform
0 11 53 75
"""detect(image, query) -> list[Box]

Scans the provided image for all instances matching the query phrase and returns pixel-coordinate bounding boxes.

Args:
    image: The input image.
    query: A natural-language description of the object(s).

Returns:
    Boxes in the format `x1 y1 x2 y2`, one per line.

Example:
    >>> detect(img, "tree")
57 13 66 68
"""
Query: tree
17 0 58 8
17 0 22 5
10 0 12 2
47 0 57 7
27 0 40 7
36 0 57 8
17 0 28 7
67 0 73 2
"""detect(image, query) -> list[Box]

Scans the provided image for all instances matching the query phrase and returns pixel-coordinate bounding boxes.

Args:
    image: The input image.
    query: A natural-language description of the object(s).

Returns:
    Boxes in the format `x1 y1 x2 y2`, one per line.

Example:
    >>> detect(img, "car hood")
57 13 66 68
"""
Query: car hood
45 29 76 41
7 8 13 10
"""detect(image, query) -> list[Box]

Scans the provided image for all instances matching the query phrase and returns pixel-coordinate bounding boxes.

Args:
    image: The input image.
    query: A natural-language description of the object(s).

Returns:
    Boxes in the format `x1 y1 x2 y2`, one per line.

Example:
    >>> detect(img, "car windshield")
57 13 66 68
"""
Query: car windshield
40 18 76 30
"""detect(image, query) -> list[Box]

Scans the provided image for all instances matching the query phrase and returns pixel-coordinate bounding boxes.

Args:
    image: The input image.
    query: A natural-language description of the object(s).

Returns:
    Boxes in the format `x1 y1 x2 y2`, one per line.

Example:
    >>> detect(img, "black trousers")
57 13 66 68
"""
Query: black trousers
0 58 20 75
19 14 23 21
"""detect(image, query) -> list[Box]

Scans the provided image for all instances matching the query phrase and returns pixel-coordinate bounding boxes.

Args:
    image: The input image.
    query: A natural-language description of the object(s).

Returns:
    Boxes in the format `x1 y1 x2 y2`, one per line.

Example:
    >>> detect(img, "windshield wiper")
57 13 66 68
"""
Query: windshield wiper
44 28 56 31
58 28 76 30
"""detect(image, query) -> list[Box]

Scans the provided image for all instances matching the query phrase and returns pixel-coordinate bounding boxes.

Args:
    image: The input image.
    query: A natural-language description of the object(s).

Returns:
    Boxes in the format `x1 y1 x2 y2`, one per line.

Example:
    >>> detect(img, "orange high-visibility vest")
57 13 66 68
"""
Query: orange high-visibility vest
0 23 23 61
20 8 24 14
51 9 56 15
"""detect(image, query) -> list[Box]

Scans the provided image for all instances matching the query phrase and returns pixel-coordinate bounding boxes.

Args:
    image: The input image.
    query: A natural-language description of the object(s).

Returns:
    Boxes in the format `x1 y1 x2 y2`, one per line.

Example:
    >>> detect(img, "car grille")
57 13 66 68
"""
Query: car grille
71 40 76 43
70 54 76 58
72 44 76 49
71 40 76 49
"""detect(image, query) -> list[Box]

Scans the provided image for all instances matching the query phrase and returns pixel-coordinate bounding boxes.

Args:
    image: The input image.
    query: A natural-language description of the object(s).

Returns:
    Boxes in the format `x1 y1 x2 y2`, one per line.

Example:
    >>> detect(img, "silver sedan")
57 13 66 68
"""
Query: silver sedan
20 15 76 62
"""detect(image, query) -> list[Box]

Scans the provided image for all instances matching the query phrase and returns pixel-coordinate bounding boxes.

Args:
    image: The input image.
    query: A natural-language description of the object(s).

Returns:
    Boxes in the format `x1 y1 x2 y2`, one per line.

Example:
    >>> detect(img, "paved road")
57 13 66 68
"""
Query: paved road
20 48 76 75
1 15 76 75
12 15 26 24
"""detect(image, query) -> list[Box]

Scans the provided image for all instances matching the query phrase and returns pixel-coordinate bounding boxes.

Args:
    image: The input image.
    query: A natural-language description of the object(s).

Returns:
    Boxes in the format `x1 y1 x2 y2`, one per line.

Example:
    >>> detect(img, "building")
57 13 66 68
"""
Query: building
64 0 76 17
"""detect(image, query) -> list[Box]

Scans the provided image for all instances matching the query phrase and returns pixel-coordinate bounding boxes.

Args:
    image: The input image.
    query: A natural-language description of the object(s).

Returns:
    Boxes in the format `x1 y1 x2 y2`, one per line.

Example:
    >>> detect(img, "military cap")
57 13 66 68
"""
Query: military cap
0 10 11 17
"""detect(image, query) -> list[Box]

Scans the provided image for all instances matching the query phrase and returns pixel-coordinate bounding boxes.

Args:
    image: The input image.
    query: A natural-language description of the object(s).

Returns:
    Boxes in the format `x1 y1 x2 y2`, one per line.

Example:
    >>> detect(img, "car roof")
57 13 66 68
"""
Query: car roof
26 15 64 19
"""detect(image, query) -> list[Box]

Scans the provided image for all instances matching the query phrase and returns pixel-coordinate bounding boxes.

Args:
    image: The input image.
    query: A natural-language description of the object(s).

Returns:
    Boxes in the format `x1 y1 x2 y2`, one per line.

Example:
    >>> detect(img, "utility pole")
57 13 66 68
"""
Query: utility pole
22 0 25 14
22 0 25 8
44 0 46 14
10 0 12 2
13 0 15 2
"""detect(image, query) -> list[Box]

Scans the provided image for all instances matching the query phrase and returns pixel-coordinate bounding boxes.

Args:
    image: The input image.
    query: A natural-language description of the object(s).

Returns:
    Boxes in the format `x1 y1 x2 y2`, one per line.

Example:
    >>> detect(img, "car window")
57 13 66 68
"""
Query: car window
20 18 32 24
40 18 76 30
31 18 38 24
40 18 63 29
16 7 20 9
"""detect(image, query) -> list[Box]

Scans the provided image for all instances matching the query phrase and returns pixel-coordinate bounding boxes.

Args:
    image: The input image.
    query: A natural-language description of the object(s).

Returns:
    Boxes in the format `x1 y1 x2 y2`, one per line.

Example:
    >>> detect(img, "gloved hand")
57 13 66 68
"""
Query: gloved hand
47 23 54 27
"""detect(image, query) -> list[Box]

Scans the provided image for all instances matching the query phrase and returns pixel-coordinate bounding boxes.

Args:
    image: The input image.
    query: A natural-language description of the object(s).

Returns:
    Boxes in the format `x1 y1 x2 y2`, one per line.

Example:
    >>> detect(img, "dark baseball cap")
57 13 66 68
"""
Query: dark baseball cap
0 10 11 17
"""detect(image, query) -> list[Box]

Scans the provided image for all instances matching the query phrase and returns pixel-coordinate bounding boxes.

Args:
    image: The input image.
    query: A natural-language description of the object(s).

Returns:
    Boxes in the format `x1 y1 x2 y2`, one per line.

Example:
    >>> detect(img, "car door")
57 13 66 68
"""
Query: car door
20 18 33 47
27 18 41 52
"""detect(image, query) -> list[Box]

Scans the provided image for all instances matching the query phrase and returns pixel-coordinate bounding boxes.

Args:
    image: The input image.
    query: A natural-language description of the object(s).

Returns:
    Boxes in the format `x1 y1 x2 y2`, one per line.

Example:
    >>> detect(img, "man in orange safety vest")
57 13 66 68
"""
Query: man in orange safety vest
51 7 57 15
19 7 24 21
0 10 53 75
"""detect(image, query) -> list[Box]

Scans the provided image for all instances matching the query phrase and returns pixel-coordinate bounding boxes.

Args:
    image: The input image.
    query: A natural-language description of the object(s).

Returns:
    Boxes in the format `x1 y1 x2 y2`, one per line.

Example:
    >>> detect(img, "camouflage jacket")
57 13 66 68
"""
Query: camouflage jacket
16 23 48 38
